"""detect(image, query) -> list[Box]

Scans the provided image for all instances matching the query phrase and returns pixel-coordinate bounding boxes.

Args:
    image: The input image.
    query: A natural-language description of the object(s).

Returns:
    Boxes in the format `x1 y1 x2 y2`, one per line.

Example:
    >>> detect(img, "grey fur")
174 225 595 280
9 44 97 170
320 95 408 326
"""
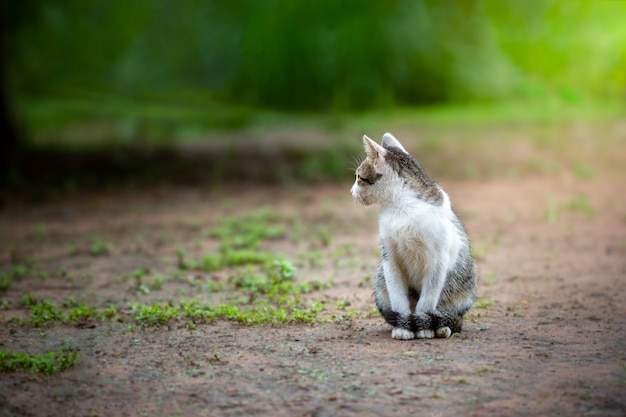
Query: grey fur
384 146 443 205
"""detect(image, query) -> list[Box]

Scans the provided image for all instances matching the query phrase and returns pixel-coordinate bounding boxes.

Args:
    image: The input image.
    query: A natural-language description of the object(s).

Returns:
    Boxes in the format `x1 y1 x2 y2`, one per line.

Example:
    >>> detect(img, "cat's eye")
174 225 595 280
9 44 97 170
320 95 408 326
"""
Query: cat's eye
358 175 374 185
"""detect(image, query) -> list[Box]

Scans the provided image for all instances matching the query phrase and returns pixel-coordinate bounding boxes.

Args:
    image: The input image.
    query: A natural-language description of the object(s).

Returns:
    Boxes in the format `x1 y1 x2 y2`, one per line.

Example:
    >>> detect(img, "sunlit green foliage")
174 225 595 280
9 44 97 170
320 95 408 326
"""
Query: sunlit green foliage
8 0 626 120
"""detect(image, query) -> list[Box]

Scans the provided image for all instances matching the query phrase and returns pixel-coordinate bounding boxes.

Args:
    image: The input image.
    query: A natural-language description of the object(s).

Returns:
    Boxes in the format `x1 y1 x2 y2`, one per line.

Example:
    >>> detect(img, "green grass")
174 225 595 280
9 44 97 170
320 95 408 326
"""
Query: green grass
0 273 12 292
4 209 335 329
29 299 65 325
67 304 98 323
139 210 334 326
89 236 115 256
179 209 291 272
14 297 112 326
0 263 35 292
474 299 497 309
566 195 595 218
546 203 559 223
179 298 326 326
0 345 79 376
546 194 595 222
573 163 596 180
130 303 179 326
476 366 499 374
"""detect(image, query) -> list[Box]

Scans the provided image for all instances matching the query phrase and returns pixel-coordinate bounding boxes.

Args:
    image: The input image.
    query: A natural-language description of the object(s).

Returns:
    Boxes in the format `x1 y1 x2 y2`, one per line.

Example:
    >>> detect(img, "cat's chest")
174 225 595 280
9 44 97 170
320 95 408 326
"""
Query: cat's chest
378 206 443 239
378 214 443 282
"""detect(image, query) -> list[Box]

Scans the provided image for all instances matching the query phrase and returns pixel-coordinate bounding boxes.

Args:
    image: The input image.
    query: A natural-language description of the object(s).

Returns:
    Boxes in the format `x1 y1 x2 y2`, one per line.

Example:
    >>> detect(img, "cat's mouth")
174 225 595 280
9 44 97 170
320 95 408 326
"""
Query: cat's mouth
354 194 370 206
351 183 370 205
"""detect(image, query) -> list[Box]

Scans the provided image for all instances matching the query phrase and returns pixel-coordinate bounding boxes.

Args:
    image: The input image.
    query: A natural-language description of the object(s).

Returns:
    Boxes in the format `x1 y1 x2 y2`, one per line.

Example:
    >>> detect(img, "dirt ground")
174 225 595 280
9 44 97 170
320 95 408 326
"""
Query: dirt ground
1 125 625 417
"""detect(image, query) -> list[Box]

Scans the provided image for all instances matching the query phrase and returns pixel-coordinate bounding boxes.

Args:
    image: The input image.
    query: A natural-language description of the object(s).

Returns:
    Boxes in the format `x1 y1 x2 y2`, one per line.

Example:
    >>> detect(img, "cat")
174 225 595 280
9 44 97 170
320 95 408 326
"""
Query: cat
351 132 478 340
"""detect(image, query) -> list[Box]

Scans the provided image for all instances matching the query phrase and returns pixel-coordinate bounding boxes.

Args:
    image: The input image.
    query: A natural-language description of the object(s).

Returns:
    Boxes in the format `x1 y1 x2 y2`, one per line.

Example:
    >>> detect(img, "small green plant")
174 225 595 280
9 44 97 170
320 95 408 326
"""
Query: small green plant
0 273 12 292
89 236 115 256
205 279 225 293
131 267 150 280
299 249 325 267
61 296 78 308
0 345 79 376
147 274 165 290
296 278 333 294
566 195 595 218
358 275 370 288
208 350 221 363
470 241 489 260
474 299 497 309
29 299 65 326
181 300 215 324
131 303 179 326
336 297 351 309
208 209 286 251
0 272 13 291
176 248 187 269
66 244 80 256
314 226 333 247
67 304 98 323
1 263 35 292
476 366 499 374
573 163 596 180
483 271 495 285
103 305 118 321
546 203 559 223
20 293 37 307
32 223 47 237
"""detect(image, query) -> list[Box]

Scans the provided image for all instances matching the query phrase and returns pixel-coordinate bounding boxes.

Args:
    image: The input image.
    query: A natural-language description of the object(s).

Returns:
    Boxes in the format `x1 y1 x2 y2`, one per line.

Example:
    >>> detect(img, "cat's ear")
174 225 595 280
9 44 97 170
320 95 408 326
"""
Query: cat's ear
381 132 408 154
363 135 387 173
363 134 386 159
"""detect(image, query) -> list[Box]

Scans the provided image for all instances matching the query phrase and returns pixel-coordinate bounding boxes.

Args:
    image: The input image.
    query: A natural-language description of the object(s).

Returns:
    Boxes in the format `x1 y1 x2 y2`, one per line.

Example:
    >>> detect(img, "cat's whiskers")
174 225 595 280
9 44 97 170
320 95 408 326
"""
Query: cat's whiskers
349 153 366 171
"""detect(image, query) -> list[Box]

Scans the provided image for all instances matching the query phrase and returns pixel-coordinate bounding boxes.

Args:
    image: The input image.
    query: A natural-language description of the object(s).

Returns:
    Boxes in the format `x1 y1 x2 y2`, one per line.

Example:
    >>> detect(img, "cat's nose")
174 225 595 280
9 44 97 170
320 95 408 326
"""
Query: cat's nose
350 183 356 195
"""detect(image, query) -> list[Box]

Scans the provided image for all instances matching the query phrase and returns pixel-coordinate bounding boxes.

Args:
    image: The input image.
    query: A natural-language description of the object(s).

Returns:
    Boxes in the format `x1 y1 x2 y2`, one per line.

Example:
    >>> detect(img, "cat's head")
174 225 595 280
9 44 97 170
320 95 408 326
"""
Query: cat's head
350 132 439 206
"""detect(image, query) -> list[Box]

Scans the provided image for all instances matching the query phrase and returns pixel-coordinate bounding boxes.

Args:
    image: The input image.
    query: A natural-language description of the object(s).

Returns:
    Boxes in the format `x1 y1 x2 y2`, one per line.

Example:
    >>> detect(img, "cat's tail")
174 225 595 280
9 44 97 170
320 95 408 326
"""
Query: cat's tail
382 309 464 334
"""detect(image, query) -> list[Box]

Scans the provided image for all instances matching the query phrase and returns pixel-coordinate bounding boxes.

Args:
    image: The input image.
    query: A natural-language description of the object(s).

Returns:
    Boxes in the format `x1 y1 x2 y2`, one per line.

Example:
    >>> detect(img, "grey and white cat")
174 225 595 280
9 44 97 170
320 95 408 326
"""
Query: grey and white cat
351 133 478 340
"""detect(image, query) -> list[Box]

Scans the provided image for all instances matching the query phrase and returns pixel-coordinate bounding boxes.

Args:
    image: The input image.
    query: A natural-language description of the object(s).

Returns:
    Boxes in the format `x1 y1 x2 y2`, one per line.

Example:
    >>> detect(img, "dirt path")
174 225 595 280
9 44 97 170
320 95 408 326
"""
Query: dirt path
1 160 625 416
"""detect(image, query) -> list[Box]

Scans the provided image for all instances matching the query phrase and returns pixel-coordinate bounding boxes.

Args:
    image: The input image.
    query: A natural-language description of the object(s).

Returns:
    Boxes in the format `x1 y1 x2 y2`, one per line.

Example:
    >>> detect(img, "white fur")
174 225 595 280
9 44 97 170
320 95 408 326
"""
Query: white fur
392 328 415 340
416 329 435 339
379 186 462 316
382 132 407 153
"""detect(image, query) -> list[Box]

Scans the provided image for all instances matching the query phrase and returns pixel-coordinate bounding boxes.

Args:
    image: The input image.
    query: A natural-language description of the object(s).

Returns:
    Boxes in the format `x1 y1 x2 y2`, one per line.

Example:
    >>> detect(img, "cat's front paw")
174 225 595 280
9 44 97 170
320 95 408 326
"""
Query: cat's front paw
435 327 452 338
415 329 435 339
392 327 415 340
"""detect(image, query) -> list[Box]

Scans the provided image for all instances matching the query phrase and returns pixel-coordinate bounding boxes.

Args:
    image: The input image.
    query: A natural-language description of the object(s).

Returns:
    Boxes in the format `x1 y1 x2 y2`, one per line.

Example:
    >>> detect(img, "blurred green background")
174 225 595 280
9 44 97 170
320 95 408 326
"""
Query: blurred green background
1 0 625 194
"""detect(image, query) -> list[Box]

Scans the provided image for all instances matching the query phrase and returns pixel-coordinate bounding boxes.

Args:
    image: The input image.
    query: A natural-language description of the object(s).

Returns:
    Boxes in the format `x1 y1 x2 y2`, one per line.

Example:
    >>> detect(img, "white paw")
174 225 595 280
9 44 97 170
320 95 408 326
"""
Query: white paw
392 328 415 340
435 327 452 338
415 329 435 339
